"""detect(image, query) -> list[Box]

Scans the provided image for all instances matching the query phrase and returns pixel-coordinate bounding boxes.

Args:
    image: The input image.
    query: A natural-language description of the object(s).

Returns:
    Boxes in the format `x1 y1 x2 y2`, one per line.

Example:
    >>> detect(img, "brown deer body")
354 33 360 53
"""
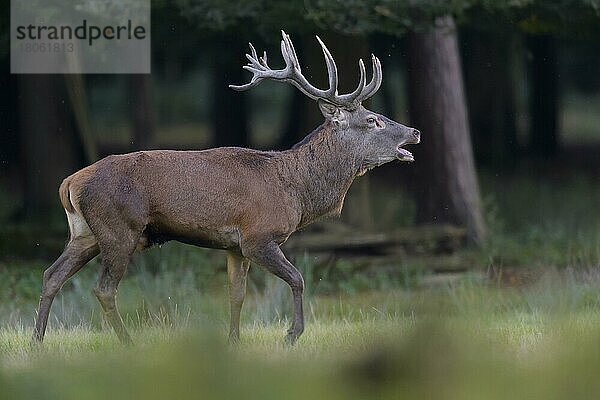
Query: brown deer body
33 31 420 345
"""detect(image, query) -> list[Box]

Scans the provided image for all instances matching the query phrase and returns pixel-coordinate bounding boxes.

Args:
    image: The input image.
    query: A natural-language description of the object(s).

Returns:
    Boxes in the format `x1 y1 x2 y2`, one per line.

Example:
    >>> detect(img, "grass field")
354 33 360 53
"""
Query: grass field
2 267 600 399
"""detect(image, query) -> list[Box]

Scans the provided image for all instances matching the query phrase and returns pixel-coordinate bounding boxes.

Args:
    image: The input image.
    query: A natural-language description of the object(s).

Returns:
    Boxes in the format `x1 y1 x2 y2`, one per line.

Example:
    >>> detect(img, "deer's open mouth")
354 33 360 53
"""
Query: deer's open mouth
396 145 414 162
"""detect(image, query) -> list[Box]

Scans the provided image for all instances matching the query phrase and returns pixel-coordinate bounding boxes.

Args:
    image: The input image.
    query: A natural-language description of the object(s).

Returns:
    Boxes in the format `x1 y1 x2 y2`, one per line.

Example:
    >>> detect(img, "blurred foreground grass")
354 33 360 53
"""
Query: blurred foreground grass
3 269 600 399
4 316 600 400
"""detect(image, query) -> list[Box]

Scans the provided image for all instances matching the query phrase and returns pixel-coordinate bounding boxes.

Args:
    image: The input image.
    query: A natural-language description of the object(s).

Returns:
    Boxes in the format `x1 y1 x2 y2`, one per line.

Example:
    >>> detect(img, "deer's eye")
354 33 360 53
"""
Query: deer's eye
367 117 376 125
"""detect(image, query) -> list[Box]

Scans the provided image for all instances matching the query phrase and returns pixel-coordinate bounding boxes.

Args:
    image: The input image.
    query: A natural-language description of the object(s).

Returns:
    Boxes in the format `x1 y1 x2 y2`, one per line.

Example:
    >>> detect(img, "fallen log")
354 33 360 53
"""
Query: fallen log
284 224 467 256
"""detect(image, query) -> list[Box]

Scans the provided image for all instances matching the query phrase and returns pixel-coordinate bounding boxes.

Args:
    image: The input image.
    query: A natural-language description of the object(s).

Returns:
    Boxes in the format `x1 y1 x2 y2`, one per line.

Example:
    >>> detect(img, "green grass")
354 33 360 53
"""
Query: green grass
2 268 600 399
478 171 600 268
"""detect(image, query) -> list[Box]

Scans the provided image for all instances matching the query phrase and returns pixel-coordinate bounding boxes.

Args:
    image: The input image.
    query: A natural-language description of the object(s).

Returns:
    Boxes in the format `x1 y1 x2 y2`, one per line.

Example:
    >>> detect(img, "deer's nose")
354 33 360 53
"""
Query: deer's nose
411 129 421 143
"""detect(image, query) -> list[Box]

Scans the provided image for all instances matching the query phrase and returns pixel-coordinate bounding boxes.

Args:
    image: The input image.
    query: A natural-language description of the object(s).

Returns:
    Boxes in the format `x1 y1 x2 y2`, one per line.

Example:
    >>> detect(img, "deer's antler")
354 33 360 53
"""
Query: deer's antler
230 30 382 109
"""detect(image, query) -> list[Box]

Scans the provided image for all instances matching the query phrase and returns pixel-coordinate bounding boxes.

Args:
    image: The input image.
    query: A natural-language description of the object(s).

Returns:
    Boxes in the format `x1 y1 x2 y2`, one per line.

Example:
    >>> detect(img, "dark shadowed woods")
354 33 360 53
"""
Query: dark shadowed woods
0 0 599 267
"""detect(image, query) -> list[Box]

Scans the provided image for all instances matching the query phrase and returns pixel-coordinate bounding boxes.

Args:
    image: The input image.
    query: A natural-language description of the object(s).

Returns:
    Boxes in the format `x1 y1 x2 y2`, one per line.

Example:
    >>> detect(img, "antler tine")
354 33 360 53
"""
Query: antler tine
230 42 268 91
260 51 268 67
244 43 264 69
281 32 342 103
355 54 383 103
337 58 366 104
279 31 329 101
282 31 301 72
229 72 261 91
280 33 296 72
315 36 339 97
249 43 258 60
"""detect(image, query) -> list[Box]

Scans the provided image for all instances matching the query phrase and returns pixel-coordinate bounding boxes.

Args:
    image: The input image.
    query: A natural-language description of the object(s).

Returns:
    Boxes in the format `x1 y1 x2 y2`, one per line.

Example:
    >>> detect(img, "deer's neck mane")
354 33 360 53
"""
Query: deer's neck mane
279 122 360 227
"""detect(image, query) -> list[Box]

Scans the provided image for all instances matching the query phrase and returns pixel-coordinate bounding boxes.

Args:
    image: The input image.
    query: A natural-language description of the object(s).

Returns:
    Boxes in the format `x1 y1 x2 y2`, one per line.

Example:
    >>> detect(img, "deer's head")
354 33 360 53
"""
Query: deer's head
231 31 420 169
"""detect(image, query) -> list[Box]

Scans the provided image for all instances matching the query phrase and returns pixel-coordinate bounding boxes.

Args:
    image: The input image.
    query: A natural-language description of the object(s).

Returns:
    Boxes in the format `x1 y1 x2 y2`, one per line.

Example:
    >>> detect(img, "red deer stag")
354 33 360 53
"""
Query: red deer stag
33 31 420 345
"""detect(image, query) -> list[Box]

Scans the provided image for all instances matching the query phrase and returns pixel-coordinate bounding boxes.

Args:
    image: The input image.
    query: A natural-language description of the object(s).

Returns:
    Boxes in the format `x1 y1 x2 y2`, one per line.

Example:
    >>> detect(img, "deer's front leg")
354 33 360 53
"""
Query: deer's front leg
226 251 250 343
242 240 305 345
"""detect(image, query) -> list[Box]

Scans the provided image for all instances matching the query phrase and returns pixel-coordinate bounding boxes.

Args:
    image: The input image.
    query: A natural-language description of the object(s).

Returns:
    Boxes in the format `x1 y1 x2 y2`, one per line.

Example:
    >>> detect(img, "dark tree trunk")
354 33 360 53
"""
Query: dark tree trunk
462 28 518 169
129 74 156 150
18 75 83 219
407 16 486 244
528 35 559 158
65 74 98 163
212 36 249 148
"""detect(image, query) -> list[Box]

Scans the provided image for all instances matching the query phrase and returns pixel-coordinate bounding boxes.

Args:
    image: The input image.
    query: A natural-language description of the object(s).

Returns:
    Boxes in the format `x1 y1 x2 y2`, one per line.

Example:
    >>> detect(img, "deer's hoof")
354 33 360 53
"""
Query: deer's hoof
284 333 298 346
228 334 241 345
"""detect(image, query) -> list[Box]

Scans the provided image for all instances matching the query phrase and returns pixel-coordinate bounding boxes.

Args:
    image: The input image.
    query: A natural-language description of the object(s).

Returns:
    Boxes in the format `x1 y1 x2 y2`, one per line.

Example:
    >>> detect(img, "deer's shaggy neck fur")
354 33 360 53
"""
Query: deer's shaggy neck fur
277 122 360 227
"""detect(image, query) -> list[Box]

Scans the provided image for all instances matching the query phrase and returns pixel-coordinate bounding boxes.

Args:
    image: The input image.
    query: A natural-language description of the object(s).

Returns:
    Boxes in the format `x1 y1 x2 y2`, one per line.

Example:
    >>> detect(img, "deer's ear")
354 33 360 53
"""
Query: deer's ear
318 100 348 129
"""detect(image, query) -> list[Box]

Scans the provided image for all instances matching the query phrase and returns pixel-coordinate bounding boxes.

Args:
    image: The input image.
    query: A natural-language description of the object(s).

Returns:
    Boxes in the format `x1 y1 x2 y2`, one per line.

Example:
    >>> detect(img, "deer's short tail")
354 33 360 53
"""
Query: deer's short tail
59 177 75 213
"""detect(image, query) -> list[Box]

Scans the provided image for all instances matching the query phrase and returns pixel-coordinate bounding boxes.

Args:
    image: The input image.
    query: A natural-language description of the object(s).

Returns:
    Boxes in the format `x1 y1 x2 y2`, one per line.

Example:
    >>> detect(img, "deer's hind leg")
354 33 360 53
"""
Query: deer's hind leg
90 222 145 345
33 236 99 343
92 236 142 345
